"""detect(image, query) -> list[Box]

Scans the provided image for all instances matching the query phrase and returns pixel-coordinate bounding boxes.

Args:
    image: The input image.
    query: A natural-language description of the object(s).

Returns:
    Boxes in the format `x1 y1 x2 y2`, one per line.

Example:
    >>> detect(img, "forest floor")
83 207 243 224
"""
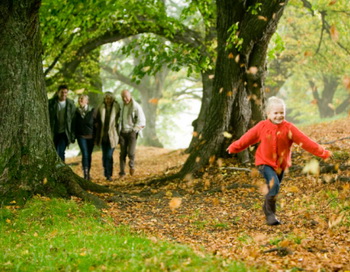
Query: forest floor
67 117 350 271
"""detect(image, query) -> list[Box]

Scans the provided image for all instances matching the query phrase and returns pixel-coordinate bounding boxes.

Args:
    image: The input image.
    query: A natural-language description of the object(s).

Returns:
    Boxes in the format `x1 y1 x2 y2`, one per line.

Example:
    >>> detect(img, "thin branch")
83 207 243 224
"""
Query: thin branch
320 136 350 145
223 167 252 172
315 11 326 54
101 64 147 91
300 0 350 55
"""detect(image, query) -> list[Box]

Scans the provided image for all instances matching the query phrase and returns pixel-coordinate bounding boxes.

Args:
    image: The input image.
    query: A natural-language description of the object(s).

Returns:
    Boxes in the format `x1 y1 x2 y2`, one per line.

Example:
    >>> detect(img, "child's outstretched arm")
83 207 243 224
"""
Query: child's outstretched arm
227 122 262 154
289 123 331 160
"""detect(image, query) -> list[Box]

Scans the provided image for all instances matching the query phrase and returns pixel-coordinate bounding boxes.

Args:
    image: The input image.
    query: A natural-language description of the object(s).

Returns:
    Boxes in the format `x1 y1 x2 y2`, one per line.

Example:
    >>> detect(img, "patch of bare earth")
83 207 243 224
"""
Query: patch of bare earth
67 117 350 271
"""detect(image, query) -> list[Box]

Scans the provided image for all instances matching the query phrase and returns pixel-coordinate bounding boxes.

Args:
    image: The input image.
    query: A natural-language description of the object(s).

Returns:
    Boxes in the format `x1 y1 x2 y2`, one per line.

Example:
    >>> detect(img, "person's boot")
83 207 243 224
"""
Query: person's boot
87 167 91 180
263 196 280 226
83 168 89 180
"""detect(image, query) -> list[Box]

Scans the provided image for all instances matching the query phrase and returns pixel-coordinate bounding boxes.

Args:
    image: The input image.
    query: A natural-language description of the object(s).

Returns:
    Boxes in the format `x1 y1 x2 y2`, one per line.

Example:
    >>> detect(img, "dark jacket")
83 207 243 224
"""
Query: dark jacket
75 105 95 137
48 96 76 144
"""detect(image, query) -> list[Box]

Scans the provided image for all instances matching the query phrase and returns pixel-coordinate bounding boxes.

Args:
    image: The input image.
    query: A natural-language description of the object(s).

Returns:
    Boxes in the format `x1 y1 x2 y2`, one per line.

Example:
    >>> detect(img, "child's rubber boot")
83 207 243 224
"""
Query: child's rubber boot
263 196 281 226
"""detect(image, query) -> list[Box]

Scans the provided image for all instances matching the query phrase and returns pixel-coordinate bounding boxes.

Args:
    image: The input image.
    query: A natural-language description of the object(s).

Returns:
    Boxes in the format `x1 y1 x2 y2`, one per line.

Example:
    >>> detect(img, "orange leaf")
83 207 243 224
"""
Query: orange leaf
258 16 267 21
250 168 260 178
248 66 258 74
169 197 182 211
330 25 339 42
343 76 350 90
148 98 159 104
304 51 313 57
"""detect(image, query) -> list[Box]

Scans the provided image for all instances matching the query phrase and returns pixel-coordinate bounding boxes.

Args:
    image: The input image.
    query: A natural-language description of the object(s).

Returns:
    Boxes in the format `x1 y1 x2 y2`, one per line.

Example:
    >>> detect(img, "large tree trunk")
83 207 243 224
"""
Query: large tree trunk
309 74 339 118
138 72 165 148
0 0 110 207
186 69 214 153
177 0 288 178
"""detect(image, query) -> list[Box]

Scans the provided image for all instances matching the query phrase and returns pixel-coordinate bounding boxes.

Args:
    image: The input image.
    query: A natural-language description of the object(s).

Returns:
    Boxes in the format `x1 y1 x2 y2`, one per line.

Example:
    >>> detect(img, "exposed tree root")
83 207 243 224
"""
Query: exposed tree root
263 247 293 257
58 166 115 209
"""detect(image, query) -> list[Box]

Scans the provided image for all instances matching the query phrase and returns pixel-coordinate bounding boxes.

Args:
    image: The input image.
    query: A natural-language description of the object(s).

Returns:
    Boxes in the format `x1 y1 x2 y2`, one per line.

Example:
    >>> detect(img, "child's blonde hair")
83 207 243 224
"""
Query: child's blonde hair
265 96 286 114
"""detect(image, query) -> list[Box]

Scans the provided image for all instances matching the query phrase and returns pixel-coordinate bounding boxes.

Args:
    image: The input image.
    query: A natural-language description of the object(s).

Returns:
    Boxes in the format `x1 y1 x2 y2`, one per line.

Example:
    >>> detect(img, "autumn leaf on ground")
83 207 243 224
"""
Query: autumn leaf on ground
169 197 182 212
328 214 344 228
250 168 260 178
209 155 216 165
216 158 223 167
253 233 267 243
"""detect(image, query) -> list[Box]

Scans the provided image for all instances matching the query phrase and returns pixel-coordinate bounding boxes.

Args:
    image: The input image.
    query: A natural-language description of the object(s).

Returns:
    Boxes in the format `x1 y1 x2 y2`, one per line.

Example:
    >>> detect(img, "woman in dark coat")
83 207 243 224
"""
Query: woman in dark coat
75 94 95 180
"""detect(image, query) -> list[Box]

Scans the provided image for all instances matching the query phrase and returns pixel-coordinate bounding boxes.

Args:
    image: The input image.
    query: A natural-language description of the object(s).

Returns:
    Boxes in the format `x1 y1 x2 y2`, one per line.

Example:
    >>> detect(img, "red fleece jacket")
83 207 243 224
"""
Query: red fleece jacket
227 120 330 171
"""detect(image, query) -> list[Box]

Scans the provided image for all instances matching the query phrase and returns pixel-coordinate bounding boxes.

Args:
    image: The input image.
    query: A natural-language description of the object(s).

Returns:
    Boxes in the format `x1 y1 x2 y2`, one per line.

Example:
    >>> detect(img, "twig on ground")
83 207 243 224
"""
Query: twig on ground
320 136 350 144
224 167 252 172
263 247 292 257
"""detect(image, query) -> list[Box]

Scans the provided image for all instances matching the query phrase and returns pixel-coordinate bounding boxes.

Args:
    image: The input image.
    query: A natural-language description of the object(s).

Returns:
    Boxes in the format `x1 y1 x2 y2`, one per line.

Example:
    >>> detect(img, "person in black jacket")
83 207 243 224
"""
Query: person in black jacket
48 85 76 162
75 94 95 180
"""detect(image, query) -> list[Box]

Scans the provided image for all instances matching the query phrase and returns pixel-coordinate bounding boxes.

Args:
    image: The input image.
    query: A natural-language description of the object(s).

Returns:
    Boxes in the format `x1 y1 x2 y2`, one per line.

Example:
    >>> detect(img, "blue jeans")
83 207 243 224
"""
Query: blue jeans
77 137 94 169
54 133 68 162
258 165 284 196
101 141 114 178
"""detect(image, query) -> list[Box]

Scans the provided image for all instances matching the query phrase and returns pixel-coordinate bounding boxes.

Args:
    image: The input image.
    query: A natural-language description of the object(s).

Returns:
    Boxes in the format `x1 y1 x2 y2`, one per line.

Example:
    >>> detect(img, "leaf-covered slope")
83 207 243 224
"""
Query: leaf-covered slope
67 117 350 271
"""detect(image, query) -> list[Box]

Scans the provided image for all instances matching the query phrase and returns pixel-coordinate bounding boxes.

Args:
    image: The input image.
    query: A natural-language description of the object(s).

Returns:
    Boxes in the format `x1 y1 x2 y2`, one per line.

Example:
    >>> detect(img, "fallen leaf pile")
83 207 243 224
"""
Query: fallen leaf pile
67 117 350 271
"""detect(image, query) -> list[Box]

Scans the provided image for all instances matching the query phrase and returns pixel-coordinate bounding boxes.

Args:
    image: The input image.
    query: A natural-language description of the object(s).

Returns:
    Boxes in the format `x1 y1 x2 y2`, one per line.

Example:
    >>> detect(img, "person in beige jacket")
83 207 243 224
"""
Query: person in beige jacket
119 90 146 177
94 92 120 181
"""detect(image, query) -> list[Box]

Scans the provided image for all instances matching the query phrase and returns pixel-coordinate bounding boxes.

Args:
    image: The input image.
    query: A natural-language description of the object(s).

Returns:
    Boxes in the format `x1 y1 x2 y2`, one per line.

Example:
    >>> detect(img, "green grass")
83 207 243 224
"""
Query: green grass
0 197 253 272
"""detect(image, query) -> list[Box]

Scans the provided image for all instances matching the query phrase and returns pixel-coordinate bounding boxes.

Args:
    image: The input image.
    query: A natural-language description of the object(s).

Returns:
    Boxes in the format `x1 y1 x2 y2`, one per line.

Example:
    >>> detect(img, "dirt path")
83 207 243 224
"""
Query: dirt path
67 117 350 271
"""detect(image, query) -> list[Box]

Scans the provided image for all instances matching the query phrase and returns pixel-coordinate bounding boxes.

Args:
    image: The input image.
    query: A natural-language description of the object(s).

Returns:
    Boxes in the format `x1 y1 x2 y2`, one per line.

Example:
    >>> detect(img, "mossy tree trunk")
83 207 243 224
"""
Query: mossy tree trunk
178 0 288 178
0 0 111 208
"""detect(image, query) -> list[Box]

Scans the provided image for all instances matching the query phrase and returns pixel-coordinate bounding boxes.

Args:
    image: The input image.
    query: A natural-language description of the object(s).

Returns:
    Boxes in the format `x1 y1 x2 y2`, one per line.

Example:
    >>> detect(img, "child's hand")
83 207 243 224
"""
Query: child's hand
226 147 231 154
324 150 333 162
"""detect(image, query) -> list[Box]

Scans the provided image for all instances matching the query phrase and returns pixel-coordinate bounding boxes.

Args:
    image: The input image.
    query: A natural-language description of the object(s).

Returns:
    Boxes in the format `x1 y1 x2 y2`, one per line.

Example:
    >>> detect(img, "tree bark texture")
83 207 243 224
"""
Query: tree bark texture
0 0 110 207
178 0 288 178
139 71 165 148
186 69 214 153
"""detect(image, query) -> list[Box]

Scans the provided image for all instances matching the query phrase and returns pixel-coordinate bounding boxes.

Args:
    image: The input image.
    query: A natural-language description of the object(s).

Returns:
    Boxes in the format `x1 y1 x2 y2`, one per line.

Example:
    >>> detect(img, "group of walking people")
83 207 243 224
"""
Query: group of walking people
48 85 146 181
